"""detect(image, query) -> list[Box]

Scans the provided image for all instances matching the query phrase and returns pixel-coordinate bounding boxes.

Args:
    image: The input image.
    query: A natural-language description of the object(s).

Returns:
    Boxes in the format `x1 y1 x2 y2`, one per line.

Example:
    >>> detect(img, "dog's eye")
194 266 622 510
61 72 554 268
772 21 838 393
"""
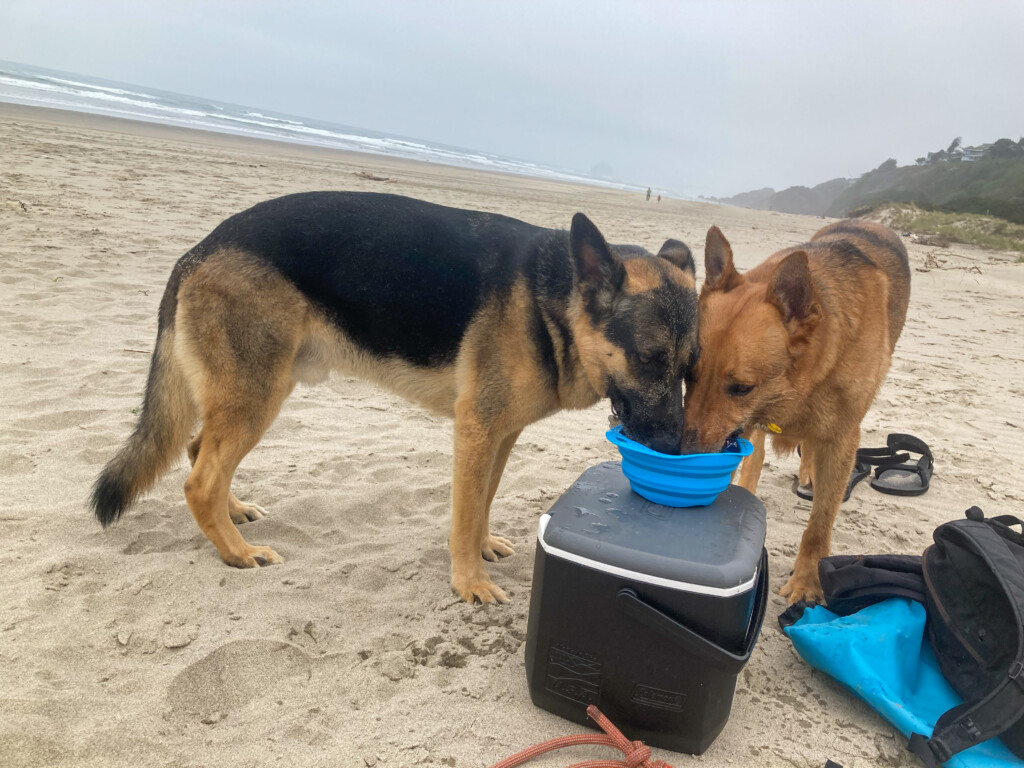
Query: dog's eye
638 350 668 369
727 382 754 397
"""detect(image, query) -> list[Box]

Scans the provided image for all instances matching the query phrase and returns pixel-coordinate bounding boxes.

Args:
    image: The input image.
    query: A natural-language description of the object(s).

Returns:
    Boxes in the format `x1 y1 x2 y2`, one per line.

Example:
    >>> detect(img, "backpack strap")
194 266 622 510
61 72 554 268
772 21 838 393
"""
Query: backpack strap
989 515 1024 547
909 516 1024 765
909 665 1024 766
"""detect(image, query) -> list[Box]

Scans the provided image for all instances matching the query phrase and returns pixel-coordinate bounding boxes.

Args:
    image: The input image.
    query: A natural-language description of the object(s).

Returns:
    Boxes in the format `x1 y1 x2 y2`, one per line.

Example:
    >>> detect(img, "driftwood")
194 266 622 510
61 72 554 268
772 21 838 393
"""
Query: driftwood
916 251 982 274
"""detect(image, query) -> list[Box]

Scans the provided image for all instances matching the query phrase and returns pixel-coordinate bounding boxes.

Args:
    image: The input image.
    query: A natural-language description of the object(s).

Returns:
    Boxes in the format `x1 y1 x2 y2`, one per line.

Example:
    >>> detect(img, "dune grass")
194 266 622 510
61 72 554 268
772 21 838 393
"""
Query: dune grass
879 203 1024 254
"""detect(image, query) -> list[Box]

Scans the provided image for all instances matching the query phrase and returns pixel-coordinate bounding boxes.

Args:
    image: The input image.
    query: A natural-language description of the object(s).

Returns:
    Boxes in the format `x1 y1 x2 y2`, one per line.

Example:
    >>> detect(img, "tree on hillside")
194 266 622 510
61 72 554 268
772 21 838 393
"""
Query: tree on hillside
916 157 927 165
990 138 1022 159
877 158 898 172
947 136 962 154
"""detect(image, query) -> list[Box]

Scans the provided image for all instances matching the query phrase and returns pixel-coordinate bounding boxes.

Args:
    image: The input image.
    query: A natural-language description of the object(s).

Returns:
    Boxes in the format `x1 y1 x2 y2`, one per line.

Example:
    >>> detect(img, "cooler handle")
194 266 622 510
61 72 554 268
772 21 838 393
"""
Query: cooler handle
615 549 769 674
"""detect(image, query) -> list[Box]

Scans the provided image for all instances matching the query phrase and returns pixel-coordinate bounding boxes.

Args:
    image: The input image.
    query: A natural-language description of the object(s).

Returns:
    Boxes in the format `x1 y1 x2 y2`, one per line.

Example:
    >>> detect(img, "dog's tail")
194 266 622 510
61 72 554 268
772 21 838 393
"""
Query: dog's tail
91 266 196 527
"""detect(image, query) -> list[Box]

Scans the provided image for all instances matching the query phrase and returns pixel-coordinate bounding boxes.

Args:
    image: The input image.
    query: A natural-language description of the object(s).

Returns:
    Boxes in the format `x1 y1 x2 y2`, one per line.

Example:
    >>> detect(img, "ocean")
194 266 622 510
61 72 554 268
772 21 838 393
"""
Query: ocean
0 59 647 194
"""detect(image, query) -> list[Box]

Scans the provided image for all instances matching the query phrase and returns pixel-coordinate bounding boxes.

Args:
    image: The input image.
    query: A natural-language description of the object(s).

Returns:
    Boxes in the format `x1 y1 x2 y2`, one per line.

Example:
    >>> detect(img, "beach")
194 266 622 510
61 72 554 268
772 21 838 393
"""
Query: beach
2 102 1023 768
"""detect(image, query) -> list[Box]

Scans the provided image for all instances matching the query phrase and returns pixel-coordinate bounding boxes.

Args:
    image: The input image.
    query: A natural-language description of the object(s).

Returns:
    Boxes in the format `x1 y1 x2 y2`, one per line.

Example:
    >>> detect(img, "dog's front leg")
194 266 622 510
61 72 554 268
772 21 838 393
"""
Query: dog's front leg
450 407 509 604
797 442 815 488
736 429 765 492
480 429 521 562
779 430 858 604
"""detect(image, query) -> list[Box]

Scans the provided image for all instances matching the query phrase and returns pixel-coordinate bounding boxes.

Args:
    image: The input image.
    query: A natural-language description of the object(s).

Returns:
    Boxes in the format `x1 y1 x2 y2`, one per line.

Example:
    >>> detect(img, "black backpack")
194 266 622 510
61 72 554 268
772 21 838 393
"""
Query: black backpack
780 507 1024 765
909 507 1024 766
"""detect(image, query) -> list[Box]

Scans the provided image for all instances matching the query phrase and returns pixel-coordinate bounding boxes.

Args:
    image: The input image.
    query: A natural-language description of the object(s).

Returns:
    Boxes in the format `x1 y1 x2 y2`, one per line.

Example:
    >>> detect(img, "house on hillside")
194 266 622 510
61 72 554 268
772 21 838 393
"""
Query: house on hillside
961 144 992 162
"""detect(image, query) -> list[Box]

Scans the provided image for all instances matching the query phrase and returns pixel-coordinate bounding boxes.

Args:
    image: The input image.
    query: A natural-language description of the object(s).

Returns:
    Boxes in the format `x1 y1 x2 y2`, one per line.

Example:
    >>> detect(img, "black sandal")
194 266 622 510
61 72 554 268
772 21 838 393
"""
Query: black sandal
867 433 933 496
793 433 934 501
794 460 871 502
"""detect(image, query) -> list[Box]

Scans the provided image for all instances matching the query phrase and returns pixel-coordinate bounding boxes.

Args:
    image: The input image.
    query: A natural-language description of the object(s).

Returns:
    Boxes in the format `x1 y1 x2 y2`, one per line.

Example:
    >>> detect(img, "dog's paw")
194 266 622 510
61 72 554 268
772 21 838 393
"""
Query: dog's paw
481 534 515 562
452 569 509 605
228 498 268 525
223 545 284 569
778 570 823 605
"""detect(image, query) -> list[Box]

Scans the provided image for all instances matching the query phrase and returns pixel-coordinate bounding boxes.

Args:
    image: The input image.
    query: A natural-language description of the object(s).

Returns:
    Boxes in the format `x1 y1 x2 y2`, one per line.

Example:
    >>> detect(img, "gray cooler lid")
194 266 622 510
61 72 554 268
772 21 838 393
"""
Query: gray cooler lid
539 461 766 596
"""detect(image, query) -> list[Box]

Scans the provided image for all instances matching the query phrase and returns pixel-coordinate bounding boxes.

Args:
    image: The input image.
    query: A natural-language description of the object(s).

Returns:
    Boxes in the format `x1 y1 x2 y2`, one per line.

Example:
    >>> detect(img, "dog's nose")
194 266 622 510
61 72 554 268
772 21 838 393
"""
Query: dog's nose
648 431 683 455
682 427 725 454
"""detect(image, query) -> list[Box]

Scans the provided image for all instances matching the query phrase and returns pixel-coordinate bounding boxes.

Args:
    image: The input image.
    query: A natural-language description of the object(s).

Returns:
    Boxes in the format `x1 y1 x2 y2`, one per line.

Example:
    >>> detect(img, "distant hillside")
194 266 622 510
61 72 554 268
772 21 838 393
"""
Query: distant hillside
707 177 852 216
713 136 1024 223
826 155 1024 224
770 178 853 215
712 187 775 209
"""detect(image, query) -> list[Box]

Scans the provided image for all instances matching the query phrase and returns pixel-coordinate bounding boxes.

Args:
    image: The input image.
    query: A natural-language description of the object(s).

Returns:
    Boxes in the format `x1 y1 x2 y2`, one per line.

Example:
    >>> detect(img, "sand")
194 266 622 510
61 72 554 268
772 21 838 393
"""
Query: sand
2 102 1023 768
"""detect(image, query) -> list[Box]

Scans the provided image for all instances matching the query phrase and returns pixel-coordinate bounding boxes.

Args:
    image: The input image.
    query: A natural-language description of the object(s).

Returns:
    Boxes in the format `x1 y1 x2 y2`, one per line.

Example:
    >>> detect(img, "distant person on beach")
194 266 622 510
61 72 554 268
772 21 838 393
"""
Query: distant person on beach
657 194 661 202
646 187 651 201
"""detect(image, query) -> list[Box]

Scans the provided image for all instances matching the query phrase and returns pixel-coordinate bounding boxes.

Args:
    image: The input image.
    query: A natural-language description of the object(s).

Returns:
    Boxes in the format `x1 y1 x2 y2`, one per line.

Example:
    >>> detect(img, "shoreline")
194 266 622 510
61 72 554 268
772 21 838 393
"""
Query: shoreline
0 100 648 199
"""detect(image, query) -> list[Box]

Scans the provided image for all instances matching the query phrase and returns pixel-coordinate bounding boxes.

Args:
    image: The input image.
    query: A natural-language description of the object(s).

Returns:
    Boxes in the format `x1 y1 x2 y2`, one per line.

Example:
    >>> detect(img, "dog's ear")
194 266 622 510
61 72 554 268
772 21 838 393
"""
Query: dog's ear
768 251 819 327
570 213 625 314
657 239 695 278
703 226 742 292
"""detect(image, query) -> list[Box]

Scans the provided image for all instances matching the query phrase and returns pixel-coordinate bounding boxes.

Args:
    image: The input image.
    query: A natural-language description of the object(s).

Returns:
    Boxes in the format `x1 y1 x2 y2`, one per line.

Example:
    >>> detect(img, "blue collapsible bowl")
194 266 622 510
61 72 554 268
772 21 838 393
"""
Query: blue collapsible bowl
605 426 754 507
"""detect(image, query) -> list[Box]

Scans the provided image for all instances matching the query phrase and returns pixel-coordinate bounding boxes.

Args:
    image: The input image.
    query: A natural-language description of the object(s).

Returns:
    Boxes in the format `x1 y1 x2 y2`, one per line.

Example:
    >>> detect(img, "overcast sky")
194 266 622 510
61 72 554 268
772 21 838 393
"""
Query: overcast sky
2 1 1022 196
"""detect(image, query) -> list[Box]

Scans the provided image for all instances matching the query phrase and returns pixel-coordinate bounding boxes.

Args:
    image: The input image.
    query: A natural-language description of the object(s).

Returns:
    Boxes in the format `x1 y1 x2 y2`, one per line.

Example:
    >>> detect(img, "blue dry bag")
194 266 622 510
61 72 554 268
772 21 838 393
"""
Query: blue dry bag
784 598 1021 767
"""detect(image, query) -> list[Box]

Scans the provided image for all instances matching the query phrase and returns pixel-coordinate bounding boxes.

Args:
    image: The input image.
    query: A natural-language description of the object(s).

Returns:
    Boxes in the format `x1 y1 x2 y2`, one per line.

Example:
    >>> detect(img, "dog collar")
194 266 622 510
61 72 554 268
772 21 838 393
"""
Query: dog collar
765 422 783 434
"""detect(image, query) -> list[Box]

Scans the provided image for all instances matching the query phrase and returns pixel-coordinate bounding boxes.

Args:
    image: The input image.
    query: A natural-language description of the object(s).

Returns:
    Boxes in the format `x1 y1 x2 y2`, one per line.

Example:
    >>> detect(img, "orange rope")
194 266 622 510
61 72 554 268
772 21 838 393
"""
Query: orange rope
489 706 673 768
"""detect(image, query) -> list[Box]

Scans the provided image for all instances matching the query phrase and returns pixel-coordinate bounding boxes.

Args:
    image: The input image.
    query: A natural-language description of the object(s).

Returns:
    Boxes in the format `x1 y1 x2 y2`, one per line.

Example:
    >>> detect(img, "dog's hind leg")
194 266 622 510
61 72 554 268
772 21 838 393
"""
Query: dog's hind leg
176 251 307 567
779 428 859 604
480 429 521 562
736 428 765 492
188 430 275 524
184 372 294 568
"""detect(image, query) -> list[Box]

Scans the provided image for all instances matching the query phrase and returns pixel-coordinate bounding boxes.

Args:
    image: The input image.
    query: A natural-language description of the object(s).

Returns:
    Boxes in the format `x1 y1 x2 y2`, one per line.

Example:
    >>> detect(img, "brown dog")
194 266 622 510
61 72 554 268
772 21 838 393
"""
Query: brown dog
682 220 910 603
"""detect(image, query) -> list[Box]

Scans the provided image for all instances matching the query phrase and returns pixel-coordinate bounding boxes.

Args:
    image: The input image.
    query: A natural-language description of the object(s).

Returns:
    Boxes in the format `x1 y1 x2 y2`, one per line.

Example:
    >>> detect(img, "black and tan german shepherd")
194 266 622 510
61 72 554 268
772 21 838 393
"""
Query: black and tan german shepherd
91 192 698 603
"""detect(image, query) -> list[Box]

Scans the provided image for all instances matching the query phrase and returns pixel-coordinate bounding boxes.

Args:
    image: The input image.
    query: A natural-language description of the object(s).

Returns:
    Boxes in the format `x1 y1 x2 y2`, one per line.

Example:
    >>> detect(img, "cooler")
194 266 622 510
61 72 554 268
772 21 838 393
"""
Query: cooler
524 461 768 754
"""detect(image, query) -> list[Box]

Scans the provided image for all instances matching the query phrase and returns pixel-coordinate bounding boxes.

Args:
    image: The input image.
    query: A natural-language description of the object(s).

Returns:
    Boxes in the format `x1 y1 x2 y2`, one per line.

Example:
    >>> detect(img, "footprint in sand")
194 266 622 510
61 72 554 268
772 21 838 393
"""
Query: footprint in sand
13 408 107 431
167 639 311 717
121 528 188 556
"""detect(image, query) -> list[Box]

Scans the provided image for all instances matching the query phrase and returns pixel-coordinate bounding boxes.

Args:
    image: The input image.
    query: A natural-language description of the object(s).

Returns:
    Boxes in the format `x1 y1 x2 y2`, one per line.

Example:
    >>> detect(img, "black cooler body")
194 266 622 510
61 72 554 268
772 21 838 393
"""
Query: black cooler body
525 461 768 754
